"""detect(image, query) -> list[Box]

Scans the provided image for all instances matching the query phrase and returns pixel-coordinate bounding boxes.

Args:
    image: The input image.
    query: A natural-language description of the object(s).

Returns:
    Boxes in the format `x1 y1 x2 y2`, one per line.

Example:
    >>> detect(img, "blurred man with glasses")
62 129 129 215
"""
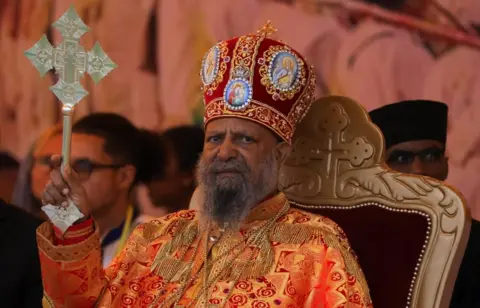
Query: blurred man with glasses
39 113 156 267
370 99 480 307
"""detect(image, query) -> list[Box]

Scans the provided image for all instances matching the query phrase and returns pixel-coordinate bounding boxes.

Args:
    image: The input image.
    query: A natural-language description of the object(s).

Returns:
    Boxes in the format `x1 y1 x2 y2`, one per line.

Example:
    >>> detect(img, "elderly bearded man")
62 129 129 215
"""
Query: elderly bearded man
37 25 372 308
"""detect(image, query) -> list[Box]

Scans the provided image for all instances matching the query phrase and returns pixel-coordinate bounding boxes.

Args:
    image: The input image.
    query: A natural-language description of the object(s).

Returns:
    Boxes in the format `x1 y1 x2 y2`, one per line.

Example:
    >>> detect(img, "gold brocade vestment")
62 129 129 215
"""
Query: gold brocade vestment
37 193 372 307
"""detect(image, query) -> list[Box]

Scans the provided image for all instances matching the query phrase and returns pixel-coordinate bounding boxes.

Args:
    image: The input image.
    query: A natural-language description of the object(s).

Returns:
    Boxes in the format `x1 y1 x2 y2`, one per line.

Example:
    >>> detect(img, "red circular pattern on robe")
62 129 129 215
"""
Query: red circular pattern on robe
147 280 165 291
276 215 289 223
209 298 222 305
236 280 253 292
229 293 248 305
119 262 130 272
122 294 135 307
257 286 276 298
252 299 271 308
347 273 357 285
350 293 361 304
129 282 141 293
293 215 311 224
140 294 155 306
178 211 195 220
285 280 297 296
108 285 119 296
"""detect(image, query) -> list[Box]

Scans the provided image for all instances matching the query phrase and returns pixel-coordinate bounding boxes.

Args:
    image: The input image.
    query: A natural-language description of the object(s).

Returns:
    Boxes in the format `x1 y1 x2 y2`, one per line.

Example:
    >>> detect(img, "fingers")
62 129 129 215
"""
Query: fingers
50 155 62 169
62 165 82 194
42 181 68 206
50 166 68 192
50 154 81 194
42 154 70 206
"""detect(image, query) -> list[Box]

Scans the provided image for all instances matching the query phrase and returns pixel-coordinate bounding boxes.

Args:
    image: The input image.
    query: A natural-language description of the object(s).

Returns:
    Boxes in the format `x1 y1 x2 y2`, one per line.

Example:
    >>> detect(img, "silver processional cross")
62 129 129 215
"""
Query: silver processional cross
24 5 117 233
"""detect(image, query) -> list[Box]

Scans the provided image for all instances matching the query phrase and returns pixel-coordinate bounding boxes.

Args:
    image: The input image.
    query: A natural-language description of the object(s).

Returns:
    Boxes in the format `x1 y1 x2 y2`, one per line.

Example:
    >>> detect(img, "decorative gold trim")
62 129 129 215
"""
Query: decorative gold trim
150 219 199 279
279 96 471 308
230 34 264 85
42 294 54 308
205 98 294 143
287 64 316 127
36 222 101 262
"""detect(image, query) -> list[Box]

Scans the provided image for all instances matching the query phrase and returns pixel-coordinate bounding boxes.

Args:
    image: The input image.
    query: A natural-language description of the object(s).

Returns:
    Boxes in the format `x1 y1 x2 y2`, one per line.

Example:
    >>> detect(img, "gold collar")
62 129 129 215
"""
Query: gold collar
244 192 289 223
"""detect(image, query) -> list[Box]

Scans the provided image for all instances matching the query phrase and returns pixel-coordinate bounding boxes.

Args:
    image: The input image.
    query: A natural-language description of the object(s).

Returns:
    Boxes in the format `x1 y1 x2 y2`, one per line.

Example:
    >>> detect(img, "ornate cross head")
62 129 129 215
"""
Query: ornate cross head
24 5 117 111
257 20 278 38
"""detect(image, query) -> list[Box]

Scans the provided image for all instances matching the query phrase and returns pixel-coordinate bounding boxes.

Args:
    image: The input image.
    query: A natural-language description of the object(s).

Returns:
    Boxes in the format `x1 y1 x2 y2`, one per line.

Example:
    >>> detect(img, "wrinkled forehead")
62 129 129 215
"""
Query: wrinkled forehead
205 117 276 138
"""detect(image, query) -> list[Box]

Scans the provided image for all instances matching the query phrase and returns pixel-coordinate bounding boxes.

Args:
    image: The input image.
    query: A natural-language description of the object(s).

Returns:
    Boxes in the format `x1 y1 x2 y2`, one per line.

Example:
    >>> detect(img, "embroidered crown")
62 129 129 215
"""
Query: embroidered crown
200 22 316 144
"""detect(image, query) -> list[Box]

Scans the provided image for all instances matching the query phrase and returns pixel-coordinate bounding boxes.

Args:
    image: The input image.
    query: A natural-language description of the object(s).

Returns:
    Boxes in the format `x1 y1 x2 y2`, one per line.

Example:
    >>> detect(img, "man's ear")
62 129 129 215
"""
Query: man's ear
117 165 137 190
274 142 292 166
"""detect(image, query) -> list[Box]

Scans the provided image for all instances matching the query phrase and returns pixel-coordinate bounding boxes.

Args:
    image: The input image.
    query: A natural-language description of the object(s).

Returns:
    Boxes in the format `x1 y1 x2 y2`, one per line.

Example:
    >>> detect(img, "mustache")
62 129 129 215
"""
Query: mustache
207 157 250 174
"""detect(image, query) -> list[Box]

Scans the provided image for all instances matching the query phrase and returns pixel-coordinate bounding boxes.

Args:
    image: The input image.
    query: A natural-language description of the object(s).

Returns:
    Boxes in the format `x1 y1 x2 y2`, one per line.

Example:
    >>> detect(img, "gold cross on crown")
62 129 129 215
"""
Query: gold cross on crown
257 21 277 38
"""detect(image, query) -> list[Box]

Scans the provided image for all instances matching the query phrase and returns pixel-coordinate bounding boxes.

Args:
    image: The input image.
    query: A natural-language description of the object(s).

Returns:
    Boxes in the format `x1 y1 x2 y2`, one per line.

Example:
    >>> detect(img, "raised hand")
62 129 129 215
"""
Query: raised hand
41 155 91 223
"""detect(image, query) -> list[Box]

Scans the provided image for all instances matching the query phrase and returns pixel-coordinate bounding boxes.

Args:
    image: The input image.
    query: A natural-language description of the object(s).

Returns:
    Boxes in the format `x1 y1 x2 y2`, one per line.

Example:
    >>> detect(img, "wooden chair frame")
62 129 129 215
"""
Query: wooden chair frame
278 96 470 308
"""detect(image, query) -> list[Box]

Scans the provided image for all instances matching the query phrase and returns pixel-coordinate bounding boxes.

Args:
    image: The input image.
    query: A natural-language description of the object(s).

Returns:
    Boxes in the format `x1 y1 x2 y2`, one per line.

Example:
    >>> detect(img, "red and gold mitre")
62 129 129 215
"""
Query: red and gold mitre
201 22 316 144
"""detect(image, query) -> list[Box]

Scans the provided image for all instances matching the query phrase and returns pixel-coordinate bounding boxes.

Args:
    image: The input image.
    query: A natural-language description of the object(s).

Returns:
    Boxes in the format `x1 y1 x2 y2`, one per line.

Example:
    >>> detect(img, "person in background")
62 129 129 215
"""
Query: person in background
0 199 42 307
370 99 480 308
145 125 205 213
0 152 19 203
46 113 154 267
333 0 435 110
134 129 169 218
12 124 62 220
370 100 449 180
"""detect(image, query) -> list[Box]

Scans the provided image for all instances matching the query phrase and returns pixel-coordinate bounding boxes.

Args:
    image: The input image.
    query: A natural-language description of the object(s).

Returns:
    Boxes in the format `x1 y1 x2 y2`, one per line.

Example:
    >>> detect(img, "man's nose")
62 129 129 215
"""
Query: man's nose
410 157 426 176
217 139 237 161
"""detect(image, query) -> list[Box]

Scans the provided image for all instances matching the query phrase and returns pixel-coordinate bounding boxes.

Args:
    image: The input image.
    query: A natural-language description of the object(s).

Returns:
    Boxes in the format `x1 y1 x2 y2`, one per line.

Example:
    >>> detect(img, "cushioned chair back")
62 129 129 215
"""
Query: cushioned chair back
279 96 470 308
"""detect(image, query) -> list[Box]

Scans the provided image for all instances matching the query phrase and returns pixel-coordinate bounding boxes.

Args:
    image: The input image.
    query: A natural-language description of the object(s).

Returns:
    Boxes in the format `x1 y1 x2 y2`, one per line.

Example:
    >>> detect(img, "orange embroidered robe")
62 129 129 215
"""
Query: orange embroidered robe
37 193 372 307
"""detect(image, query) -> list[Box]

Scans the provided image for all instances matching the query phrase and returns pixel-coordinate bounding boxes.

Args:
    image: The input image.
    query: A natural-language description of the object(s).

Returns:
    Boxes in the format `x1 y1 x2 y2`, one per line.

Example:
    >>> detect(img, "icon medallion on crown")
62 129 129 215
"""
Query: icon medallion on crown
269 51 300 91
224 79 252 110
201 46 220 86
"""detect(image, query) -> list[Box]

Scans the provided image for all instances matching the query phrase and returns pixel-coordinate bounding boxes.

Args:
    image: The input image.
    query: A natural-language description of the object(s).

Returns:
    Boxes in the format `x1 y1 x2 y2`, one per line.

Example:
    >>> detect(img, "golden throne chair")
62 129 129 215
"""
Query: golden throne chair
278 96 471 308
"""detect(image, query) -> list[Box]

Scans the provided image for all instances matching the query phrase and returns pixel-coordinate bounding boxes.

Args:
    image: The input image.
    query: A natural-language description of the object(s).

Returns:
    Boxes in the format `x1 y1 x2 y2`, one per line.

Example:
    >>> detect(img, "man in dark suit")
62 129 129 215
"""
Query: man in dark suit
370 99 480 308
0 199 43 307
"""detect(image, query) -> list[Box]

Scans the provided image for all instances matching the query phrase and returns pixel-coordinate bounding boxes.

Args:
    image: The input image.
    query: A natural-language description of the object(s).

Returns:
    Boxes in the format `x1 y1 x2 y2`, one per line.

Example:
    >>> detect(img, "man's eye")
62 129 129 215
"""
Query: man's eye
240 136 254 143
423 152 442 162
387 154 409 165
423 153 434 161
394 155 407 164
207 136 221 143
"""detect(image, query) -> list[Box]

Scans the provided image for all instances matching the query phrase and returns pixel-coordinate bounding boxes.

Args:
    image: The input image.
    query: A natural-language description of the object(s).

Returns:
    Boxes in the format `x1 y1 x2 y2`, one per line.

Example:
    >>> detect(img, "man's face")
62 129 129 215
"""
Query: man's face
147 144 188 211
386 139 448 180
69 133 133 216
31 134 63 200
196 118 290 228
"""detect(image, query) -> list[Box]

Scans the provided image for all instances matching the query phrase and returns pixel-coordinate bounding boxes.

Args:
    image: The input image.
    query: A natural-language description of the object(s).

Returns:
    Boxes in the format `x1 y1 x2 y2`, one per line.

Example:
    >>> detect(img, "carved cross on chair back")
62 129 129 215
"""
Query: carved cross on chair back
279 96 470 308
